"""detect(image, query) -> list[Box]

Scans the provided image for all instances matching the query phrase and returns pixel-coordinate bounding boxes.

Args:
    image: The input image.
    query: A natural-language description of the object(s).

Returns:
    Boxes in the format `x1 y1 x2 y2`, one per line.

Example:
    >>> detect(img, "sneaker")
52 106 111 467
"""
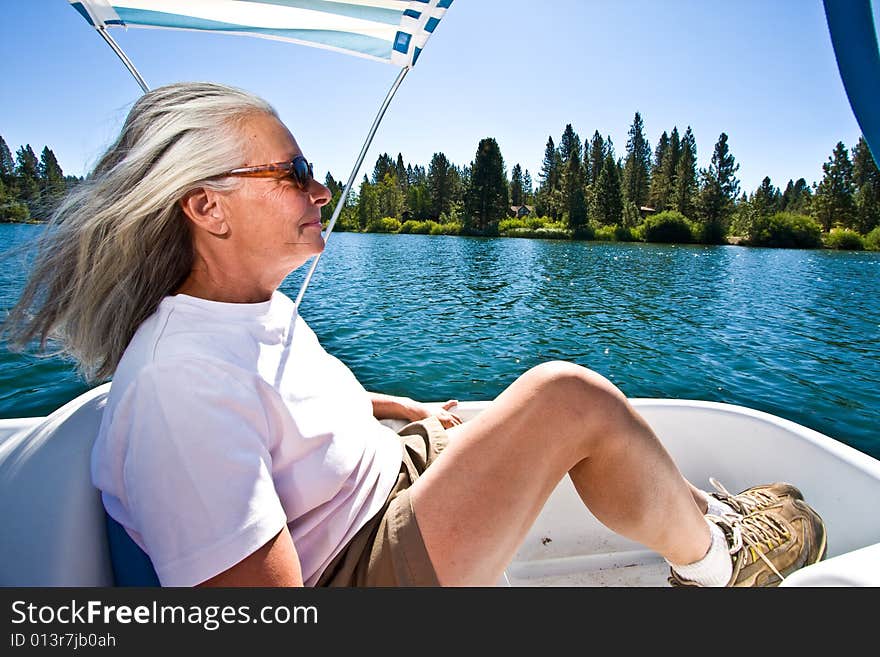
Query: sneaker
708 476 803 515
669 498 827 587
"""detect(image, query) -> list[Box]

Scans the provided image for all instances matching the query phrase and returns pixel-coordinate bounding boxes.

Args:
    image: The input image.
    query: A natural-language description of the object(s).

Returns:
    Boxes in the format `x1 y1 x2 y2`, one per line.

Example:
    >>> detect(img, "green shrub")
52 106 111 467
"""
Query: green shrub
0 201 31 223
503 226 571 240
430 222 461 235
747 212 822 248
593 224 645 242
697 218 727 245
399 220 432 234
642 211 695 243
533 227 572 240
593 225 615 241
614 225 639 242
398 220 462 235
824 227 865 250
498 218 527 233
498 216 550 234
365 216 401 233
866 226 880 251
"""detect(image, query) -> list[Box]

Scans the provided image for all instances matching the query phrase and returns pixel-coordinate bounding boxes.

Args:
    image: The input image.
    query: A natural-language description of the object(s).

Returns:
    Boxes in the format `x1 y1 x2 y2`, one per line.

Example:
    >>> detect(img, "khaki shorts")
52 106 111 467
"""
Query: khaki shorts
315 416 448 587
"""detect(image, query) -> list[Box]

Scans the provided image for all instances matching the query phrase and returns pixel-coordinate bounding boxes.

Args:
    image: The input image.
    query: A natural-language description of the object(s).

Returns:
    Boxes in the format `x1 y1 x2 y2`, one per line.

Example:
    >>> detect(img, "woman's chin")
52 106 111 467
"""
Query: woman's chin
288 239 324 267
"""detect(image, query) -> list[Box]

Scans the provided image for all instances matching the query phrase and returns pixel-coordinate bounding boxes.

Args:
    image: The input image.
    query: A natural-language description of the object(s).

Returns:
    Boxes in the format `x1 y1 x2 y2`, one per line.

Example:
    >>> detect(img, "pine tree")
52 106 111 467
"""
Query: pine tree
605 136 616 162
781 179 795 211
696 133 740 243
667 127 681 187
752 176 780 217
376 172 405 219
558 124 582 167
465 137 509 232
37 145 66 211
407 176 431 220
586 131 605 187
813 141 855 231
591 152 623 226
852 136 880 233
15 144 39 179
650 127 681 212
14 144 41 215
522 170 534 205
372 153 394 184
781 178 812 215
537 136 562 218
622 111 651 211
395 153 408 192
427 152 455 219
563 147 587 232
649 131 670 209
672 127 698 218
357 174 378 230
452 164 468 217
510 163 524 207
0 136 14 183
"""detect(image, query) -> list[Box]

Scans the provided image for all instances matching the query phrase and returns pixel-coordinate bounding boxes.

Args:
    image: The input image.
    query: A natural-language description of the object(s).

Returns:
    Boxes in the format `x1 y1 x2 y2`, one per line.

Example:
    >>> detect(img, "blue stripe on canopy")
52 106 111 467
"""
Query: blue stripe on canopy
824 0 880 164
71 2 95 26
114 7 393 59
69 0 453 69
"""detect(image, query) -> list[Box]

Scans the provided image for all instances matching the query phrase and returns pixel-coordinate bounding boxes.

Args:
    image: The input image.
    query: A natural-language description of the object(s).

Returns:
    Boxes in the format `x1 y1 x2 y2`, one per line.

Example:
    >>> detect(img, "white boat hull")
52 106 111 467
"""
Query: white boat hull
2 388 879 586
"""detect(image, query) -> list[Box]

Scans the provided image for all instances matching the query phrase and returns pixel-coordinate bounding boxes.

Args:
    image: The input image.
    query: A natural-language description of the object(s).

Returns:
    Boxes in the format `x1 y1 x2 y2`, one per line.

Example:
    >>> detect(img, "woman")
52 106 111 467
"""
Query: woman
4 82 825 587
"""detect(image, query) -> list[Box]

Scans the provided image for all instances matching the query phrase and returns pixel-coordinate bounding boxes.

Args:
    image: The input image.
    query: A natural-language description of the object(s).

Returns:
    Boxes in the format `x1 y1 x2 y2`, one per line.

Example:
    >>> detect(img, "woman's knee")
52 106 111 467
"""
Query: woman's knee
526 361 623 400
523 361 630 430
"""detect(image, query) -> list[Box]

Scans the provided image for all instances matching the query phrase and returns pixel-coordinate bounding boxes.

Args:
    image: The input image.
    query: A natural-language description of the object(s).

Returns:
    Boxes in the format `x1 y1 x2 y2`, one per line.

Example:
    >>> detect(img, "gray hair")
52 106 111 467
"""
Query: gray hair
3 82 277 381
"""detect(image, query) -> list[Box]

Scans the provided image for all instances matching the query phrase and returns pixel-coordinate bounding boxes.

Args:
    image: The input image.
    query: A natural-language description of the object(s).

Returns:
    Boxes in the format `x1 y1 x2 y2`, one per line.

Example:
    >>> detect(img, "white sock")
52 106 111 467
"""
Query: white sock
667 519 733 587
705 495 736 518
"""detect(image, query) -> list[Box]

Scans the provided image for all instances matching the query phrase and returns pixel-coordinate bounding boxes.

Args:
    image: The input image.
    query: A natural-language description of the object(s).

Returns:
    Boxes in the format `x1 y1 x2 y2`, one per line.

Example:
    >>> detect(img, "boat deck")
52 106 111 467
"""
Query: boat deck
505 553 669 587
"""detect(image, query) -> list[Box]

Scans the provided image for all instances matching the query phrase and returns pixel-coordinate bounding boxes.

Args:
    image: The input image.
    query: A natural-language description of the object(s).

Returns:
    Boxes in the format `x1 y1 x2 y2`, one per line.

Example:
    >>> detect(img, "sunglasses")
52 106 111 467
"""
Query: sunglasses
221 155 315 190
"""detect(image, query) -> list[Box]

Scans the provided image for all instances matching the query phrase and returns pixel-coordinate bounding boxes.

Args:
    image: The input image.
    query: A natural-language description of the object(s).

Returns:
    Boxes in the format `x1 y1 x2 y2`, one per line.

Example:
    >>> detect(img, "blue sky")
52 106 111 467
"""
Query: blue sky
0 1 875 195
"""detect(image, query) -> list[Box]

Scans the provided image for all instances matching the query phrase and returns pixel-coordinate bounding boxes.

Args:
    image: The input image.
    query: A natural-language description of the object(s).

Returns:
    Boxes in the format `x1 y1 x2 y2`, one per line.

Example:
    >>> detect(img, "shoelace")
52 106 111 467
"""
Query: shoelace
709 477 778 515
706 511 788 583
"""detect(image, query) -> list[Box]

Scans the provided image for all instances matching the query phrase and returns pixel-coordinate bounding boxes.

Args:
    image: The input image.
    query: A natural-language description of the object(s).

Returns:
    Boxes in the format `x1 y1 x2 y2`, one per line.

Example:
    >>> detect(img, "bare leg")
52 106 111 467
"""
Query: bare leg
408 361 712 586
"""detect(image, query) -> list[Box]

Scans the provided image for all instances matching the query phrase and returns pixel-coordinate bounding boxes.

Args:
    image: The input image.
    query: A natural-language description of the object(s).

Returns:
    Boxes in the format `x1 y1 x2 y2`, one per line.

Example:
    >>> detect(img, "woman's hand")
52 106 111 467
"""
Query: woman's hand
370 393 463 429
405 398 463 429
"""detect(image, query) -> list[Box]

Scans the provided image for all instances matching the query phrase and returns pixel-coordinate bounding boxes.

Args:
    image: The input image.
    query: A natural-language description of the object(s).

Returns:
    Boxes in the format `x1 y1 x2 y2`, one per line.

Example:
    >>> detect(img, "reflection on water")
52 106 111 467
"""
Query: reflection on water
2 225 879 459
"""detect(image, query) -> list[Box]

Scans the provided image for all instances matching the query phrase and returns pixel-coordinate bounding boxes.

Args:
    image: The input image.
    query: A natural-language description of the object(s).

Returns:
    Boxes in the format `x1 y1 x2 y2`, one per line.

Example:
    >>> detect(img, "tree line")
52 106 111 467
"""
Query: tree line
327 112 880 249
0 136 83 223
5 120 879 250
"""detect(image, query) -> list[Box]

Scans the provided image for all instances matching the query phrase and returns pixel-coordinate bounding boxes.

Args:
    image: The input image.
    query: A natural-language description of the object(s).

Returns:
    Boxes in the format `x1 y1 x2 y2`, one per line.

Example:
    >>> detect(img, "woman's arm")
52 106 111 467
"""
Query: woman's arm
197 526 303 587
369 392 462 428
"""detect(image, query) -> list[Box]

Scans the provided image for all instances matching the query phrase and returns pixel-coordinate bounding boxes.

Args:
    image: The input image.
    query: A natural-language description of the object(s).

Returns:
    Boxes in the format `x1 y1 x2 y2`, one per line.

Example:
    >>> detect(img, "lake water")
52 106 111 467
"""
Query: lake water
1 224 878 459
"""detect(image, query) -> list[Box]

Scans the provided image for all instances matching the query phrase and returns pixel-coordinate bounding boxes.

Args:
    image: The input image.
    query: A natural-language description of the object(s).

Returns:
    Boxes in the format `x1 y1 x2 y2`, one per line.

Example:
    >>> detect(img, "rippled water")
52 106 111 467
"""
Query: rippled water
2 224 879 459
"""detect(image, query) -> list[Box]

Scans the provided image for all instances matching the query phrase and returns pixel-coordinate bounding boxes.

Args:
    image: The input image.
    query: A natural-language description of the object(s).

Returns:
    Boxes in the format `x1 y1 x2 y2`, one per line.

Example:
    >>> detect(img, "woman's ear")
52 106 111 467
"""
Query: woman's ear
179 188 229 236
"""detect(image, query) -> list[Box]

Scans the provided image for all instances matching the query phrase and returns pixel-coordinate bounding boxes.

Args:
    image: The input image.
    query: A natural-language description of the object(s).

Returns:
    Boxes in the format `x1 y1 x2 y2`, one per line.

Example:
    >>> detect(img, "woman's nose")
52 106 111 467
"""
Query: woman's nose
309 179 332 207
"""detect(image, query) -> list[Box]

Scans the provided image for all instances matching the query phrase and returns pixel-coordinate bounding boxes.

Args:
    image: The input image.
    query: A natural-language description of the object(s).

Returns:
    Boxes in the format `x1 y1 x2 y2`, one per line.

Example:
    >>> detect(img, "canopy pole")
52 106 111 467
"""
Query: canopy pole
294 66 409 308
96 26 150 93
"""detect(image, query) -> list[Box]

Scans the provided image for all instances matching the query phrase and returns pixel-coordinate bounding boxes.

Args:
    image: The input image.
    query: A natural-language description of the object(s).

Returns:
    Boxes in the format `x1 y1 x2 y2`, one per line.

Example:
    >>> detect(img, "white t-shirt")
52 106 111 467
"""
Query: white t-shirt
91 291 403 586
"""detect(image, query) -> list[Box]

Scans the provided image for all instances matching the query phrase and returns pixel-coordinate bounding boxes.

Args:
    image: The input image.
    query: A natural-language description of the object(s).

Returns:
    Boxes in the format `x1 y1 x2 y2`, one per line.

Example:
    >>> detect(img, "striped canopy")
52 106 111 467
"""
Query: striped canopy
69 0 453 69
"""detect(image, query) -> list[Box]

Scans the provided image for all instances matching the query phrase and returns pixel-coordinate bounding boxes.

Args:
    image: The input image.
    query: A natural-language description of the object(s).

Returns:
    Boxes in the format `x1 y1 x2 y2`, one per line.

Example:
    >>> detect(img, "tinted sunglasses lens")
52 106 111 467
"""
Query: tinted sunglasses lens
291 157 313 188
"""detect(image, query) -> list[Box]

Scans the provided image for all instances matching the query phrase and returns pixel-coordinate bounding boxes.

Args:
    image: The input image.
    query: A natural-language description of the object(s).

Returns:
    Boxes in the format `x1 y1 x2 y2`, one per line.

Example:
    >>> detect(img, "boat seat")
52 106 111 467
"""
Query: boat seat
0 383 114 586
0 388 510 587
106 511 160 586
